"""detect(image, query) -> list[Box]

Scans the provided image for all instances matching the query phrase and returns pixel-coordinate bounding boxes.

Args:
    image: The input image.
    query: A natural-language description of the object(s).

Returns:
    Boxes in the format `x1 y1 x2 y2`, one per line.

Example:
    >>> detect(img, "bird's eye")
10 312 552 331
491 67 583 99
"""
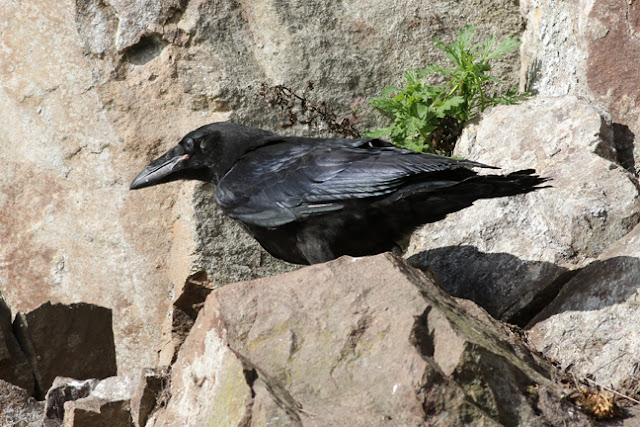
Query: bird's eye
184 138 195 153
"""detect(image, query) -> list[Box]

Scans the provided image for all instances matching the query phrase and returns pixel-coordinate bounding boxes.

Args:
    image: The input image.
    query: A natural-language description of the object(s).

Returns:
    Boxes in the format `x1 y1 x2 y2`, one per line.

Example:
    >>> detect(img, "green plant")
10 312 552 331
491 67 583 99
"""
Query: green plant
366 25 527 155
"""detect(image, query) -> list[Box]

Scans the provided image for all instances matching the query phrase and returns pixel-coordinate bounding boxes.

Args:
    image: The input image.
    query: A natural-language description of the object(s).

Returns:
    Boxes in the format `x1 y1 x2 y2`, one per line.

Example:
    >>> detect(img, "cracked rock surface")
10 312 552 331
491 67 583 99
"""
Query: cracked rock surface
150 254 589 427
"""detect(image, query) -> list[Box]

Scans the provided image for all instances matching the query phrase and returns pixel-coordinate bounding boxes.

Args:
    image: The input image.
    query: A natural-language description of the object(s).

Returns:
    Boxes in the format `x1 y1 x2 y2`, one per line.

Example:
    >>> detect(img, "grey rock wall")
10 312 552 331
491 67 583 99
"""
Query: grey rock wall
0 0 524 378
521 0 640 166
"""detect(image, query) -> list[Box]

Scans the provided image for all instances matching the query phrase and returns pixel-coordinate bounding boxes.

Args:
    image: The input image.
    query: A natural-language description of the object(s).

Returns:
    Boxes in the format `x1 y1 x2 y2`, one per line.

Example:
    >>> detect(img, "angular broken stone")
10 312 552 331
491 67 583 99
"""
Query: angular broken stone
63 376 137 427
42 372 168 427
130 367 170 427
63 399 134 427
152 254 590 426
528 221 640 389
161 272 215 366
0 296 33 394
45 377 100 420
13 302 117 398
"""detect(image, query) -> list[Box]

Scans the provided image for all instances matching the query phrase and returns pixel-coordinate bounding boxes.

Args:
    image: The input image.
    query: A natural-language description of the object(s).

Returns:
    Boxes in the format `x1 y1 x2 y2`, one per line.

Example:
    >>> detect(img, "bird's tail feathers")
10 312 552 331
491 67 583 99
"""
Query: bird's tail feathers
464 169 551 199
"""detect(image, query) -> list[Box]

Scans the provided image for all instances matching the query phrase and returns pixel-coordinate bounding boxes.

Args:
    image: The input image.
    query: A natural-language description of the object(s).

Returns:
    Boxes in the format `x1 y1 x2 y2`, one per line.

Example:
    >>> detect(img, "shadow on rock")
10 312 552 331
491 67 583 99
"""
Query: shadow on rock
525 256 640 390
527 256 640 327
613 123 636 174
407 245 575 326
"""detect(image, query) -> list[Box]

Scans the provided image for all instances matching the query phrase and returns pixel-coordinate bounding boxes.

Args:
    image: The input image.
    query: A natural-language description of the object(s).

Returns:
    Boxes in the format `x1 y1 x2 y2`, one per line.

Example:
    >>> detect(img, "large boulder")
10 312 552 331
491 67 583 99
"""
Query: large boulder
407 96 640 323
150 254 589 426
528 222 640 390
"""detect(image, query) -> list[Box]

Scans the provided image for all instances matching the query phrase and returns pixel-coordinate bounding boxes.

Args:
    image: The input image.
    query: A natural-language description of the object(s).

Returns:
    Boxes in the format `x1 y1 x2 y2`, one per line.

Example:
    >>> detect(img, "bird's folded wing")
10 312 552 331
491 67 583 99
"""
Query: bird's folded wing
215 139 487 227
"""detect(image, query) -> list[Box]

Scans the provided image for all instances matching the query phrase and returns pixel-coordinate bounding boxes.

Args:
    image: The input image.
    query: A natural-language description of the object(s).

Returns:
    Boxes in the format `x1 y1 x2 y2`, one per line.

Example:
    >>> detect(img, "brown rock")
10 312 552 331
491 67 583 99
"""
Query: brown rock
63 376 137 427
152 254 589 426
159 272 215 366
64 401 133 427
130 367 170 427
44 371 168 427
13 302 117 398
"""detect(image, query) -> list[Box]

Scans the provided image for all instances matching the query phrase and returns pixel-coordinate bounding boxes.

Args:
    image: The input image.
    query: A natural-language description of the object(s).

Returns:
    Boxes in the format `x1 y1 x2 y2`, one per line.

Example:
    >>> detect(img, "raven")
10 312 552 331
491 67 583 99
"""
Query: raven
130 122 547 265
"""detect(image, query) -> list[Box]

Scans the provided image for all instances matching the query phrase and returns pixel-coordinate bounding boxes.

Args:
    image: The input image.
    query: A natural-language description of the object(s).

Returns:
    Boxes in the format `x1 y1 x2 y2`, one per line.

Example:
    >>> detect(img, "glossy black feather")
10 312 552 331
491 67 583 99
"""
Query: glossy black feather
131 122 548 265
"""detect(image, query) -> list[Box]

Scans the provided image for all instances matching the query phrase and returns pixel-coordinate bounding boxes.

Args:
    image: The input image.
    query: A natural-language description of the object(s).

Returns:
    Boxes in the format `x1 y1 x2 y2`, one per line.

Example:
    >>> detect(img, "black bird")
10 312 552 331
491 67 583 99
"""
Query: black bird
130 122 547 265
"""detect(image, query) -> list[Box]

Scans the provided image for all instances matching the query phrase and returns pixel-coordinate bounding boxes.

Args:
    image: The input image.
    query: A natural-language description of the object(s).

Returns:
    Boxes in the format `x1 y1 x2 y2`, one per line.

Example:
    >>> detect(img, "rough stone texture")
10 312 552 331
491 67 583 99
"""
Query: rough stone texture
519 0 589 97
148 300 253 427
528 221 640 390
0 379 44 427
46 377 100 421
13 302 117 398
0 0 177 380
520 0 640 167
63 376 137 427
43 372 168 427
130 367 170 427
0 0 524 379
64 401 133 427
152 254 590 426
407 96 640 323
0 295 33 394
158 271 214 366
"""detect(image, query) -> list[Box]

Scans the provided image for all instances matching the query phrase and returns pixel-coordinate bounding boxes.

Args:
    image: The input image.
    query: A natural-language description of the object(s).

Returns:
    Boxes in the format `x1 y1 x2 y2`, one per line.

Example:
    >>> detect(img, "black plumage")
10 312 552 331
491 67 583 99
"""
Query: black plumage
130 122 548 265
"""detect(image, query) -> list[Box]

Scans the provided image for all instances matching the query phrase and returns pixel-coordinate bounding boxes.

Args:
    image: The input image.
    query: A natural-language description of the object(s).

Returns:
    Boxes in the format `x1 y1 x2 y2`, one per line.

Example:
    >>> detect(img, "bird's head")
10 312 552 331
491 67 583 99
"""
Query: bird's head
130 122 274 190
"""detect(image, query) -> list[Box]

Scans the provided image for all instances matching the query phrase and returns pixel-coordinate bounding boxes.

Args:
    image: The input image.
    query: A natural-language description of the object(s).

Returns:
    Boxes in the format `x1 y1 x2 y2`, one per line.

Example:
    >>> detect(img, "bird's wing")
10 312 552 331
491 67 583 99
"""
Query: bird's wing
215 138 490 227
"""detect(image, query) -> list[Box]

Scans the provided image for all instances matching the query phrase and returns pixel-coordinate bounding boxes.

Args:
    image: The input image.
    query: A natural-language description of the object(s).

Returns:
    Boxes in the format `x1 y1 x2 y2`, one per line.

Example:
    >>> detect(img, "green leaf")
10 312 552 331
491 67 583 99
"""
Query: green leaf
364 127 393 138
380 86 401 97
404 70 420 86
485 37 521 61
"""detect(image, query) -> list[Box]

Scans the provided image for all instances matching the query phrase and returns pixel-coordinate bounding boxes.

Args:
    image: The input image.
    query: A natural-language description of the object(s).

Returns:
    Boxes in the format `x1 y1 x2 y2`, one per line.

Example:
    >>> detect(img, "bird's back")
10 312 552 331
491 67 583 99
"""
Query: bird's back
215 136 545 264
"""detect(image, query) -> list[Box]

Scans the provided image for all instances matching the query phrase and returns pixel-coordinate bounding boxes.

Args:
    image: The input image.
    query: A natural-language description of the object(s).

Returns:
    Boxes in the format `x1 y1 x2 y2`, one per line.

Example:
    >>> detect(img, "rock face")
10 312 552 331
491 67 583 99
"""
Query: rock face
407 96 640 324
13 302 117 398
520 0 640 166
528 222 640 390
0 0 524 380
151 254 589 427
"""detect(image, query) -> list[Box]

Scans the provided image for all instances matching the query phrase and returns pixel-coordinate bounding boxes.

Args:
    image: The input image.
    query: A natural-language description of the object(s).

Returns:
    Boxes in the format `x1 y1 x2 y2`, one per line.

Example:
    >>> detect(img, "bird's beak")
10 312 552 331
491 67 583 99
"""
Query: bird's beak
130 146 189 190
